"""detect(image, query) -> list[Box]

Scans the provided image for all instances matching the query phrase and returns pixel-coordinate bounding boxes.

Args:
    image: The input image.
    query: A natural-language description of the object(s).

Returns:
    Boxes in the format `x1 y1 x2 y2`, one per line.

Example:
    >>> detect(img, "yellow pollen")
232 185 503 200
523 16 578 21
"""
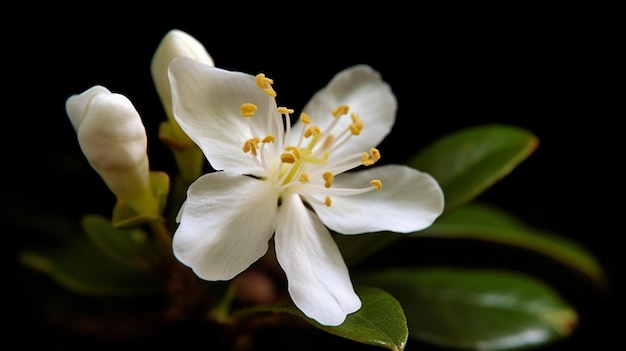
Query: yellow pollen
299 173 309 183
323 172 334 188
243 137 261 156
281 153 296 163
277 107 294 114
263 88 277 97
349 124 361 135
240 103 257 117
262 135 276 143
332 104 349 117
370 148 381 161
370 179 383 191
255 73 273 89
361 149 381 166
304 125 321 138
300 113 311 124
285 146 301 159
325 196 332 207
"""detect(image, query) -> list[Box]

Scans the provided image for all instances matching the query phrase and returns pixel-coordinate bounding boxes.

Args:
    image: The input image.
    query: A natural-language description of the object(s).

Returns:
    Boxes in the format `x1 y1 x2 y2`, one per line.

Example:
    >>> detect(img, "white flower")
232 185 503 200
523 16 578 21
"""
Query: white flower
66 85 158 216
168 57 445 326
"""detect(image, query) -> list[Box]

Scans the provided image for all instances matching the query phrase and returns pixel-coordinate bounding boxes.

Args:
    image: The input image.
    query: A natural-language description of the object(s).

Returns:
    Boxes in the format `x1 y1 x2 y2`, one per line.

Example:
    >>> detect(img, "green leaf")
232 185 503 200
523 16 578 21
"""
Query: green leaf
416 203 607 287
235 286 408 351
335 124 538 267
19 239 162 296
407 124 538 214
82 214 160 269
354 267 579 351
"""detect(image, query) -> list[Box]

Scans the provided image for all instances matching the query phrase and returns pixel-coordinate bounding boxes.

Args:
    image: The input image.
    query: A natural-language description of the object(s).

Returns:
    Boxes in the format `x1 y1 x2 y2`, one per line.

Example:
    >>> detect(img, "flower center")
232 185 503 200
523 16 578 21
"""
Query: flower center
240 73 382 207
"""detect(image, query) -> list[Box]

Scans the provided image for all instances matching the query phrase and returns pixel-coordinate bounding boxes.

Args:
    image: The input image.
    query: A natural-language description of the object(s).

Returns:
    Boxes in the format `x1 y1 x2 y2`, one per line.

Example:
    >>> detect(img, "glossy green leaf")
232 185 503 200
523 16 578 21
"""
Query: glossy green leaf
416 203 607 287
19 240 162 296
235 286 408 351
408 124 538 214
335 124 538 267
354 267 578 351
82 214 160 269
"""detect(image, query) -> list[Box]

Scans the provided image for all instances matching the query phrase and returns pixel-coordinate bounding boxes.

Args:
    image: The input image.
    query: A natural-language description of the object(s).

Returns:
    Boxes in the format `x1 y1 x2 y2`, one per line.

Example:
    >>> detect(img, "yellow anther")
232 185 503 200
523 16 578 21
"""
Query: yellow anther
299 173 309 183
240 103 258 118
370 148 381 161
370 179 383 191
325 196 332 207
256 73 273 89
262 135 276 143
304 125 321 138
332 105 349 117
277 107 294 114
349 123 361 135
300 113 311 124
281 153 296 163
243 137 261 156
263 88 277 98
323 172 334 188
285 146 301 159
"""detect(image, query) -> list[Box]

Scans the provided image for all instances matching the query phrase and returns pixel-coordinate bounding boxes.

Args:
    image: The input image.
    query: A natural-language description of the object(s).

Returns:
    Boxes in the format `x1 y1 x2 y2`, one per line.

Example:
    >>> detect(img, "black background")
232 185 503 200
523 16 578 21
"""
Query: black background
3 5 621 350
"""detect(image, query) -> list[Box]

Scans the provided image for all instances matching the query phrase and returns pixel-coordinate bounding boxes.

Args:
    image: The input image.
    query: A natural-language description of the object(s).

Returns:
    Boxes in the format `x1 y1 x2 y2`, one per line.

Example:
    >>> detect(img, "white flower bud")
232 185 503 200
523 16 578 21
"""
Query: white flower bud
66 85 157 216
151 29 214 136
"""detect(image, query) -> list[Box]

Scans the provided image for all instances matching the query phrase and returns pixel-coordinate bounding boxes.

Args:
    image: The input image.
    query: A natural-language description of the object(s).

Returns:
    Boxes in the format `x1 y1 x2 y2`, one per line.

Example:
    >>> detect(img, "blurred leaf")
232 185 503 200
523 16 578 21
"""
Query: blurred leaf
354 267 578 351
335 124 538 267
82 214 160 269
19 239 162 296
416 203 607 287
235 286 408 351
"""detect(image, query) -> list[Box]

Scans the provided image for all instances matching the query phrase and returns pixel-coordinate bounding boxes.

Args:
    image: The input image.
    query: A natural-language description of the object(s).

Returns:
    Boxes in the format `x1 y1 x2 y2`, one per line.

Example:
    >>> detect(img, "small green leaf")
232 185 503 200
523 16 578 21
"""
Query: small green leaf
355 267 578 351
236 286 408 351
416 203 607 287
408 124 538 214
82 214 160 269
19 239 162 296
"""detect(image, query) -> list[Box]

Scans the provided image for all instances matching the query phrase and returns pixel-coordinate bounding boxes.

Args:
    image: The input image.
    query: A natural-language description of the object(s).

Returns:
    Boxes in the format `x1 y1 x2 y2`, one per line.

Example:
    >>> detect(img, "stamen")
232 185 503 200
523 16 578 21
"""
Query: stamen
262 135 276 143
325 196 332 207
304 125 321 138
285 146 301 159
281 153 296 163
255 73 276 97
332 104 349 117
370 179 383 191
240 103 257 117
277 107 294 114
243 137 261 156
323 172 334 188
299 173 309 183
360 148 381 166
300 113 311 124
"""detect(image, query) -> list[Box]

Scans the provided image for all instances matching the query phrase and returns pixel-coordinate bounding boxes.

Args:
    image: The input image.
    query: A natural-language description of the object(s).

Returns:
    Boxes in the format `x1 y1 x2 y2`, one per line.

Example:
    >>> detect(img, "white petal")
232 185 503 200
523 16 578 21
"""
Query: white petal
173 172 279 280
275 193 361 326
294 65 396 158
168 57 279 175
66 85 111 131
310 165 444 234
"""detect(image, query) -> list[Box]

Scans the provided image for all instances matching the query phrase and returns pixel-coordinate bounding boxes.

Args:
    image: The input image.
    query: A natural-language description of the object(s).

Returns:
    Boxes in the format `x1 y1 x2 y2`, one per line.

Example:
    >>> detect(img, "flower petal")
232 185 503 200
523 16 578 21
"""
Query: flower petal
294 65 396 158
310 165 444 234
168 57 278 175
173 172 279 280
275 193 361 326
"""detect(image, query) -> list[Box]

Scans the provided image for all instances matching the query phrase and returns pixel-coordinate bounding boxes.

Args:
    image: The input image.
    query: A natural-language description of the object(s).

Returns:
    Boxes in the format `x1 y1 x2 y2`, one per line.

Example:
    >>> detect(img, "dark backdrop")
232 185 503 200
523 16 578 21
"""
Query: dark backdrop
4 6 620 350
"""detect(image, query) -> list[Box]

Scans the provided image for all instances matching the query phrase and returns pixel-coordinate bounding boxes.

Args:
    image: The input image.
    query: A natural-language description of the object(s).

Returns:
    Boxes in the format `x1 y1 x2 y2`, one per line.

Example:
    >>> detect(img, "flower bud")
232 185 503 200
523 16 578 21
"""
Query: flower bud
151 29 214 140
66 85 158 216
151 29 215 184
